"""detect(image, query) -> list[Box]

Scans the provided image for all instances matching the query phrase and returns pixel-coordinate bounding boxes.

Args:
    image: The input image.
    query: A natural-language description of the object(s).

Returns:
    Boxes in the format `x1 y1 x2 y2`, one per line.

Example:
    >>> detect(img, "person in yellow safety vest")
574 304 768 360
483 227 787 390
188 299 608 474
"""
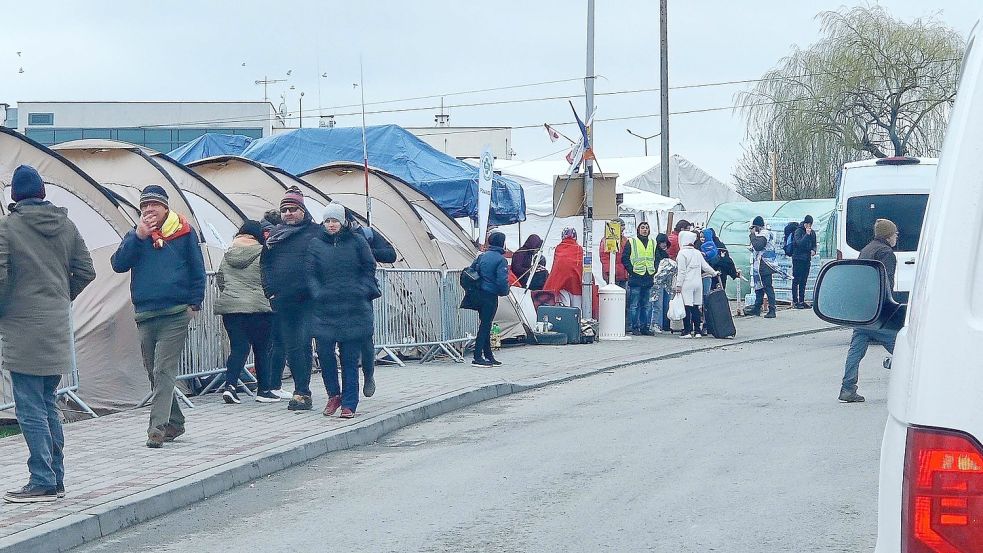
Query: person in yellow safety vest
621 221 657 335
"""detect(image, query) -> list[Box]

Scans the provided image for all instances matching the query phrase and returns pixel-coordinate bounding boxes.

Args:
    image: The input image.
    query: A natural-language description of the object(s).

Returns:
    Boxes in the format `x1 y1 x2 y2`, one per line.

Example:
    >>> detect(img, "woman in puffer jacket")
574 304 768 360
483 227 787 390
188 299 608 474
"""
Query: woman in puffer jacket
674 230 719 338
214 221 277 404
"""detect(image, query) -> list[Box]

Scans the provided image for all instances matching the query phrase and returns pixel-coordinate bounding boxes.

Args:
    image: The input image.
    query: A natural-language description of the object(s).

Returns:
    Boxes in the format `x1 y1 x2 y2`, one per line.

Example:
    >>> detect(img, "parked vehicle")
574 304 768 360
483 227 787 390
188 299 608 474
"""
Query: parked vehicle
834 157 936 302
814 18 983 553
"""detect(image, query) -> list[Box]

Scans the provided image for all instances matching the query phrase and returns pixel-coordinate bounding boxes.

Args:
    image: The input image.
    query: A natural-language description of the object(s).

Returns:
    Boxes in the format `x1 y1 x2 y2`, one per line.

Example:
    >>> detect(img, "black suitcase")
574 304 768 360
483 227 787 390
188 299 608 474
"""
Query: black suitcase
536 306 582 345
704 277 736 339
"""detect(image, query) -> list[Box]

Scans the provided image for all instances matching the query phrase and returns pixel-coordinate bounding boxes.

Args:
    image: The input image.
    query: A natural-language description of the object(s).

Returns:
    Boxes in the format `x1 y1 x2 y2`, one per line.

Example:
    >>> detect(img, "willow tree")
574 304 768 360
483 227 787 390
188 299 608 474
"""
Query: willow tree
734 5 965 200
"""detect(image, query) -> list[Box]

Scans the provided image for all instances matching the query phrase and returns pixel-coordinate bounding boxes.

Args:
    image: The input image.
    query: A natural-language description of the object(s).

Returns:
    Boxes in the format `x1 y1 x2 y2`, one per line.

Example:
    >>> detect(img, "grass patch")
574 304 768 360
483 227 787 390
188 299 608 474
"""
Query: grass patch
0 424 21 439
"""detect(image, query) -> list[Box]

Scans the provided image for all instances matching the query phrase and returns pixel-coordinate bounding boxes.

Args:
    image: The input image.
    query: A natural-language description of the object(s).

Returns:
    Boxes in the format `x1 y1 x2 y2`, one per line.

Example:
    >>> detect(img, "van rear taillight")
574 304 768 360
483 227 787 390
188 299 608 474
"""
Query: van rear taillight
903 426 983 552
876 156 921 165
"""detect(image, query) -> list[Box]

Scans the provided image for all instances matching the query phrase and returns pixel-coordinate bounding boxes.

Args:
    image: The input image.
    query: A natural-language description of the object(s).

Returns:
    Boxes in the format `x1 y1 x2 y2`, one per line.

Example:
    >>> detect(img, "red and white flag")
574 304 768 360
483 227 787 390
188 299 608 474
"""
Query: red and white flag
544 124 561 143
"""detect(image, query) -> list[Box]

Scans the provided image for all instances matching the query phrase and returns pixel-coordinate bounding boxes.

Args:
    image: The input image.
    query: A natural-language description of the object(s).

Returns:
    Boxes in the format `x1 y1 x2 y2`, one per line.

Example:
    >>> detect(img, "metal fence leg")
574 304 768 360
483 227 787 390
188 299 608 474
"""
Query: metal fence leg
378 346 406 367
174 387 195 408
62 390 98 418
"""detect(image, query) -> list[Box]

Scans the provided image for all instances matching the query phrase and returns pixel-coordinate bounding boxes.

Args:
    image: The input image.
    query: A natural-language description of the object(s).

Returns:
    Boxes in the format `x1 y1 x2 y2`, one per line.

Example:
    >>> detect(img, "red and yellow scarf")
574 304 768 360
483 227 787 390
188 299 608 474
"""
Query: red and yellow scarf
151 211 192 249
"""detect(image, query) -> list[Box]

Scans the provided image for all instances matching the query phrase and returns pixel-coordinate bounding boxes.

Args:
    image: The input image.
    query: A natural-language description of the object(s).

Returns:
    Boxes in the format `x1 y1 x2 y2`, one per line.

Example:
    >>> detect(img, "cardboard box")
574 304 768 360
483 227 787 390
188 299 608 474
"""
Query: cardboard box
553 172 619 219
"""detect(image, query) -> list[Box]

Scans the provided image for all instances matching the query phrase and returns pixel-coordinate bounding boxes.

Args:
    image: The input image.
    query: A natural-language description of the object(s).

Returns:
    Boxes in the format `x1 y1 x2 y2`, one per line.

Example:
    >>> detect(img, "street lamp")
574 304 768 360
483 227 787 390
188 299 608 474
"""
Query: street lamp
626 129 661 156
299 92 305 128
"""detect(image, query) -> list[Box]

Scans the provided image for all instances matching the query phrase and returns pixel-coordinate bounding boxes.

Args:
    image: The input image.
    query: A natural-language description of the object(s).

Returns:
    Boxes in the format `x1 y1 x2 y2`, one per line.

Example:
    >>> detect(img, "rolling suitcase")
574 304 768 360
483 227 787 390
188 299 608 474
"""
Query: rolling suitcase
536 306 582 345
704 277 736 338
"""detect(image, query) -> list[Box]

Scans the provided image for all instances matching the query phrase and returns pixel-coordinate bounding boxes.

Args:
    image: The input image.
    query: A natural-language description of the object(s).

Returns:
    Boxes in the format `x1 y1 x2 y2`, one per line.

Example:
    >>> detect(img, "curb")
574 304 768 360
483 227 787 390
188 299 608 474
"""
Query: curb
0 323 842 552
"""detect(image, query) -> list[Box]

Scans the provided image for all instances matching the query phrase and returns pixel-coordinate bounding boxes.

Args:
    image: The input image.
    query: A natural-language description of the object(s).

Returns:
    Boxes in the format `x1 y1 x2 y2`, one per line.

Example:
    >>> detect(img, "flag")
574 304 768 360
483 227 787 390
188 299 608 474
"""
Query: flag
544 124 561 143
565 137 585 172
569 101 596 161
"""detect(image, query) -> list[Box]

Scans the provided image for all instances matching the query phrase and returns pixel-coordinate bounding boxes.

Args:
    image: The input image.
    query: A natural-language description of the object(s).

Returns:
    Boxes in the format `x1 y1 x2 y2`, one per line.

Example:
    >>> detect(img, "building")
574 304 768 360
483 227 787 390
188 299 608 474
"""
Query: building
406 126 513 160
12 101 277 153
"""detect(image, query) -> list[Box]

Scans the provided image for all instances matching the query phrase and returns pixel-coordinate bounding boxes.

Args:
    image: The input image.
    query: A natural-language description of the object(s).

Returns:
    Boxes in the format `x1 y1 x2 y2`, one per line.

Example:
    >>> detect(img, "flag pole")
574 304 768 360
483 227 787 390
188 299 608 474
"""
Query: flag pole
359 56 372 226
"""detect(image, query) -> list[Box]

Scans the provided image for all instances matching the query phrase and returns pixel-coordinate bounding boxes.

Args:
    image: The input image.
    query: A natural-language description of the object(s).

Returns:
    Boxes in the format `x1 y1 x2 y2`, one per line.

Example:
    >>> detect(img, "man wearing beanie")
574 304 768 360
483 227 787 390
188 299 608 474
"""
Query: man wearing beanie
0 165 95 502
464 231 510 367
111 184 206 448
748 215 777 318
261 186 322 411
791 214 818 309
838 218 899 403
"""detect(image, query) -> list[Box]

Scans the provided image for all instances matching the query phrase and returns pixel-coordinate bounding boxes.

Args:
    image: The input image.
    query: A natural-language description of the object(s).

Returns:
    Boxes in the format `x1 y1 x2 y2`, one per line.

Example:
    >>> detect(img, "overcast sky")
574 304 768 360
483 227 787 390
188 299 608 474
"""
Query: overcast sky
2 1 979 183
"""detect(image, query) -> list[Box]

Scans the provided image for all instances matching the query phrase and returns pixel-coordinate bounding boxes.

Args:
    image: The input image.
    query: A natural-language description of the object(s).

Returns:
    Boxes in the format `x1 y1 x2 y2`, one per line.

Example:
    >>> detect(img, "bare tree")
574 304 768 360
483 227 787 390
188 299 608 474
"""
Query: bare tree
734 5 964 199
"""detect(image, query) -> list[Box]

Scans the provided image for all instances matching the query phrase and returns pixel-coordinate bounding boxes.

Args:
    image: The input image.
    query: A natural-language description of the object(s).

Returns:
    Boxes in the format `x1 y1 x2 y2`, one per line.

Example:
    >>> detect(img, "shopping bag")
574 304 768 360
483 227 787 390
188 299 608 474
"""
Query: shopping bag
667 293 686 321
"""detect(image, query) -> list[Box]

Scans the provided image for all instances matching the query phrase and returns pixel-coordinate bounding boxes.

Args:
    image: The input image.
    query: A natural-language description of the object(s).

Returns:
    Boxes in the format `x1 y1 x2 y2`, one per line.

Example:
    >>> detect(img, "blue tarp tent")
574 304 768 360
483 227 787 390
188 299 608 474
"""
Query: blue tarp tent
238 125 526 225
168 133 254 164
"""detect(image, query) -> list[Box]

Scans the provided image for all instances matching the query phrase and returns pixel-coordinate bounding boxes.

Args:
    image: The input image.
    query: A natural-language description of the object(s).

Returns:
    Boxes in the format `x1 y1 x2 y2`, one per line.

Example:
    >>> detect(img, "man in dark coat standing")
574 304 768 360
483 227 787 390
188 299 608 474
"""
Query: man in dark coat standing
839 218 899 403
791 215 818 309
261 187 322 412
348 211 396 398
112 185 206 448
0 165 95 502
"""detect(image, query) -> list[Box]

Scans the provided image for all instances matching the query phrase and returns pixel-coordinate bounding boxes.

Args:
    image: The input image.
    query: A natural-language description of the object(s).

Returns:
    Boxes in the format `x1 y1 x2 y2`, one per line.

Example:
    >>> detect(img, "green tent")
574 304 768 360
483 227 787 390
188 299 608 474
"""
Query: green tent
706 199 835 300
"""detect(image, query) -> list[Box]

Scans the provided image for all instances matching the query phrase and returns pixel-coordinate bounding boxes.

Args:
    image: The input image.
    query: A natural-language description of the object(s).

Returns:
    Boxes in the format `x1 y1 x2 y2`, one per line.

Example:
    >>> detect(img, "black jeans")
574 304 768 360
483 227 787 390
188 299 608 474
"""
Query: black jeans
474 291 499 362
274 300 313 396
682 305 703 335
754 273 776 311
268 312 286 390
791 258 811 304
222 313 273 391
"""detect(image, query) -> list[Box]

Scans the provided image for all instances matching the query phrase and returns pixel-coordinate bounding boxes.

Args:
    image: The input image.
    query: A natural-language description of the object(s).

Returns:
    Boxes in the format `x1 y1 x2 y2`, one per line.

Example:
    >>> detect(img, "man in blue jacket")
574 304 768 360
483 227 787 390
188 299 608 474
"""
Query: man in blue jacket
261 187 322 411
470 231 510 367
111 185 206 448
791 215 818 309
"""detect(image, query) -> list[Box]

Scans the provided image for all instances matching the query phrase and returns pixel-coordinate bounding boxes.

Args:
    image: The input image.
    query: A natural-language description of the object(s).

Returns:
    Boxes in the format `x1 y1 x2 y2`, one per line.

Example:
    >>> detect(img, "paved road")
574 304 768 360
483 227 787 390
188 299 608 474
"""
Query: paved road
75 329 890 553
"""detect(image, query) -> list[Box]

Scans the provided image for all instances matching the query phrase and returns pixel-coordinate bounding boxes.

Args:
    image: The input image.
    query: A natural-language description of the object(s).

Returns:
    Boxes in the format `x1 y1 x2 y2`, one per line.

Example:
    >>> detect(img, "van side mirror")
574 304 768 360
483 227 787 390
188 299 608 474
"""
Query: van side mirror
813 260 892 326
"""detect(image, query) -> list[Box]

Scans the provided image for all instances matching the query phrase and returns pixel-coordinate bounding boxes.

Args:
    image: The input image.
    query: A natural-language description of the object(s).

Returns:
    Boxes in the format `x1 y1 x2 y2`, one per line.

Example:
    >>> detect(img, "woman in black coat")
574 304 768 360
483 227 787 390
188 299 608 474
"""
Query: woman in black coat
306 204 378 419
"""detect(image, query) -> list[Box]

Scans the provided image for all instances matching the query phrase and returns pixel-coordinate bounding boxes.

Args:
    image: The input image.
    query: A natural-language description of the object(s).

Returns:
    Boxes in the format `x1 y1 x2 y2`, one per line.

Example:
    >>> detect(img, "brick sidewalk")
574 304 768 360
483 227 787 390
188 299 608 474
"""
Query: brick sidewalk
0 309 836 552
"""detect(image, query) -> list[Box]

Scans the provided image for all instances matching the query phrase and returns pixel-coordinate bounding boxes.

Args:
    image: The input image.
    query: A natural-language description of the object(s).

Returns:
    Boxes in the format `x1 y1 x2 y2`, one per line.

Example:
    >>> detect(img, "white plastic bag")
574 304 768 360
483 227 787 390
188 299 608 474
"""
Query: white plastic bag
668 293 686 321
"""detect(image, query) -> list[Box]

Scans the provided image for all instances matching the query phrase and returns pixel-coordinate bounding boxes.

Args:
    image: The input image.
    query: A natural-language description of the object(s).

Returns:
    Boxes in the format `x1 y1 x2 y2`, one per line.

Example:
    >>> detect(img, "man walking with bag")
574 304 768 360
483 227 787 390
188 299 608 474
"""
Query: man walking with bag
1 165 95 502
112 185 206 448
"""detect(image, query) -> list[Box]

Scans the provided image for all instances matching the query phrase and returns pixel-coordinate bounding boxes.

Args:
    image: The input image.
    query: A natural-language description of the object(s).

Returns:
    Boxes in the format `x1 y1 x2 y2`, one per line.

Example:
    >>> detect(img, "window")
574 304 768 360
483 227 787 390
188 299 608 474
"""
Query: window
54 129 83 143
27 112 54 126
116 128 145 144
846 194 929 253
25 129 55 144
82 129 112 140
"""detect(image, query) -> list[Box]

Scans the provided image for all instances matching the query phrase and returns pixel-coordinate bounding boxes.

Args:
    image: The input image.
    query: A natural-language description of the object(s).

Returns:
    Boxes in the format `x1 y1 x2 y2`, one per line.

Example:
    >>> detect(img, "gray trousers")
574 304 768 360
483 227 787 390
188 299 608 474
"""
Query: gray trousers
138 310 191 433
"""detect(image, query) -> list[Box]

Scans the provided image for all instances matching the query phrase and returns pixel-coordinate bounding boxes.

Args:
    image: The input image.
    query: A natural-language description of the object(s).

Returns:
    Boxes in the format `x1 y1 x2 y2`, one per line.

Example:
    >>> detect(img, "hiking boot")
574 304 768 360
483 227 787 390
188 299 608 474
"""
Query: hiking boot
163 423 185 442
340 407 355 419
56 482 65 498
764 308 777 319
255 390 280 403
4 484 57 503
222 385 240 405
323 395 342 417
146 427 166 448
363 374 377 397
288 394 313 411
838 390 866 403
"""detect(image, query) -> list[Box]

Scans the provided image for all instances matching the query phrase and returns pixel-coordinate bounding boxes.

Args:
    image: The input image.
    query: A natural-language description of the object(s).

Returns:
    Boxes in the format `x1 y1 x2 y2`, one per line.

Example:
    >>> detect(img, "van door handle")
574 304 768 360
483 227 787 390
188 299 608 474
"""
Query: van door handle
905 260 916 265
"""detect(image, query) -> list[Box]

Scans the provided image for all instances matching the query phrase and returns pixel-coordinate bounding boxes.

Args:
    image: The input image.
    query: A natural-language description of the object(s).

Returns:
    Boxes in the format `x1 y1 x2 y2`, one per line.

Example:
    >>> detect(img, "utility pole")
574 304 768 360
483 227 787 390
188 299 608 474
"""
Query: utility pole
299 92 304 128
770 150 778 200
659 0 670 198
583 0 596 320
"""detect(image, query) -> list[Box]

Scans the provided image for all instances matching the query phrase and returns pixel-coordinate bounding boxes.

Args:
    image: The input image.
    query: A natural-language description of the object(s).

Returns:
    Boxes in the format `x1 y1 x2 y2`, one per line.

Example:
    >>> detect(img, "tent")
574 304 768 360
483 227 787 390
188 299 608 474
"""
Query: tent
168 133 254 165
239 126 527 225
706 199 836 300
298 162 528 338
50 140 245 267
0 128 147 414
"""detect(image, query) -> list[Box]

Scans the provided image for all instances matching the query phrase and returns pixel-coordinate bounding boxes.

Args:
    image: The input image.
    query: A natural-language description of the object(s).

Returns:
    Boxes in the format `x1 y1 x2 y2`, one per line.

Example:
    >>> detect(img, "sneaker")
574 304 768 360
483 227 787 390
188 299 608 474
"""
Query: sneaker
56 482 65 498
486 358 503 366
146 427 166 448
764 310 777 319
692 332 702 339
363 375 376 398
838 390 866 403
471 359 493 367
271 389 293 400
287 394 313 411
323 395 342 417
222 385 240 405
640 328 655 336
340 407 355 419
680 334 692 339
163 423 185 442
800 302 812 309
4 484 57 503
255 391 280 403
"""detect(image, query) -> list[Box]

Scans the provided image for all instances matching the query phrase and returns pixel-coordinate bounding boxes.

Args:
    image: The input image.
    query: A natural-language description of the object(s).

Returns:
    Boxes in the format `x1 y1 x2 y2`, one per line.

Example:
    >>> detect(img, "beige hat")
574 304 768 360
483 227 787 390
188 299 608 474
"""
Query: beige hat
874 218 898 239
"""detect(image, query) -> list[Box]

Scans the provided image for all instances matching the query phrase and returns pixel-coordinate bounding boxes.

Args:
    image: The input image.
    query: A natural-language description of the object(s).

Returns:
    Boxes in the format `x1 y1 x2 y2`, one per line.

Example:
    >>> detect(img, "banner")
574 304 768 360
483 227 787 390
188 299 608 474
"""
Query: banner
477 146 494 244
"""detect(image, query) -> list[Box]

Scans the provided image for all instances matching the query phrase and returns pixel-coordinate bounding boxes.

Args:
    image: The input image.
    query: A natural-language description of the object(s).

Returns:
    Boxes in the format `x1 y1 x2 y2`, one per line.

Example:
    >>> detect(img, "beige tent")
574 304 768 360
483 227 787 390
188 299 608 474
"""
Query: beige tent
50 140 244 268
0 128 146 414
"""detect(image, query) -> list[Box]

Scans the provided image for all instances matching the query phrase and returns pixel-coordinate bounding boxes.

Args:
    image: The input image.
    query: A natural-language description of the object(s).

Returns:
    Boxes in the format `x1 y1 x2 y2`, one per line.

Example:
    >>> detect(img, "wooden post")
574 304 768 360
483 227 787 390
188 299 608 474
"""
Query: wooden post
770 150 777 201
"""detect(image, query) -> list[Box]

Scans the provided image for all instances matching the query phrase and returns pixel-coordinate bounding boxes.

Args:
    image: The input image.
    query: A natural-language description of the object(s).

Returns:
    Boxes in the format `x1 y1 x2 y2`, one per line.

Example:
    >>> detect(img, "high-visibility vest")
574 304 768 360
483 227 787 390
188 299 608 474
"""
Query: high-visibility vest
629 237 656 275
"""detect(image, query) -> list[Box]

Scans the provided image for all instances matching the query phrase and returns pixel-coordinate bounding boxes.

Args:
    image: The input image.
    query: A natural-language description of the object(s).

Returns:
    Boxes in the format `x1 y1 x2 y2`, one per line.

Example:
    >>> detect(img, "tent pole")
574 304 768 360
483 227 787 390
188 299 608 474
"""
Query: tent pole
360 56 372 226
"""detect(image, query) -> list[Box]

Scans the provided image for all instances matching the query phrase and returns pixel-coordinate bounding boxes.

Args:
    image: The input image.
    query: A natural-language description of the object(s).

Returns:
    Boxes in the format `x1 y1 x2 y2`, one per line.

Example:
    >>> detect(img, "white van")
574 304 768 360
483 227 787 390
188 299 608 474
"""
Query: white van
814 18 983 553
835 157 937 301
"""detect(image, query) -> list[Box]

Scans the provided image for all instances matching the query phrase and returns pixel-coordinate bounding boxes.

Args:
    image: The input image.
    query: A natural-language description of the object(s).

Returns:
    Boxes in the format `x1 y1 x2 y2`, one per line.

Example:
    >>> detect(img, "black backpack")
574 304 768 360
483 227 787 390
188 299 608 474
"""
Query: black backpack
460 257 481 291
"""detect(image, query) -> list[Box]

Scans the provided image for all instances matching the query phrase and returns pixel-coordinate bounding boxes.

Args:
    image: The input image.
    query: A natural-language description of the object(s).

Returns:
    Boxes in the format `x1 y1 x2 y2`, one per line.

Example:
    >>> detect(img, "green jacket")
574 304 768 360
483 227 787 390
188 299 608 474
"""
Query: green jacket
0 200 96 376
214 237 272 315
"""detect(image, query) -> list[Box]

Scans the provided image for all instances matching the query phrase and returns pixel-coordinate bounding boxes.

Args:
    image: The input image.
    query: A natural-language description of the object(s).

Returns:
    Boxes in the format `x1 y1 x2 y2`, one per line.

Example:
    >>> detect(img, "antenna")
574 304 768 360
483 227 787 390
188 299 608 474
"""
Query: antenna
359 57 372 226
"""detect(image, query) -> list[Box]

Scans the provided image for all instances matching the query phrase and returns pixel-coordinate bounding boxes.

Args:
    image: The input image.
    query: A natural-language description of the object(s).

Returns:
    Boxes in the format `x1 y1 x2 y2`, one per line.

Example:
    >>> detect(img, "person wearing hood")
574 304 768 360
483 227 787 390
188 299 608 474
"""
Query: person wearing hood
261 187 323 412
512 234 544 287
667 219 692 260
544 228 586 309
791 215 818 309
112 184 206 448
747 216 778 318
675 230 719 338
214 221 277 404
621 221 657 335
0 165 95 503
650 233 673 332
469 231 509 367
306 203 378 418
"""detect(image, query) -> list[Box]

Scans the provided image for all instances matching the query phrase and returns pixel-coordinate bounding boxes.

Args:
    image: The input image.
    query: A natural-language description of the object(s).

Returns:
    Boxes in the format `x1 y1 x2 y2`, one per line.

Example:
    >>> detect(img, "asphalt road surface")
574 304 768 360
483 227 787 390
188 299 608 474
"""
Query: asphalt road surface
76 329 890 553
